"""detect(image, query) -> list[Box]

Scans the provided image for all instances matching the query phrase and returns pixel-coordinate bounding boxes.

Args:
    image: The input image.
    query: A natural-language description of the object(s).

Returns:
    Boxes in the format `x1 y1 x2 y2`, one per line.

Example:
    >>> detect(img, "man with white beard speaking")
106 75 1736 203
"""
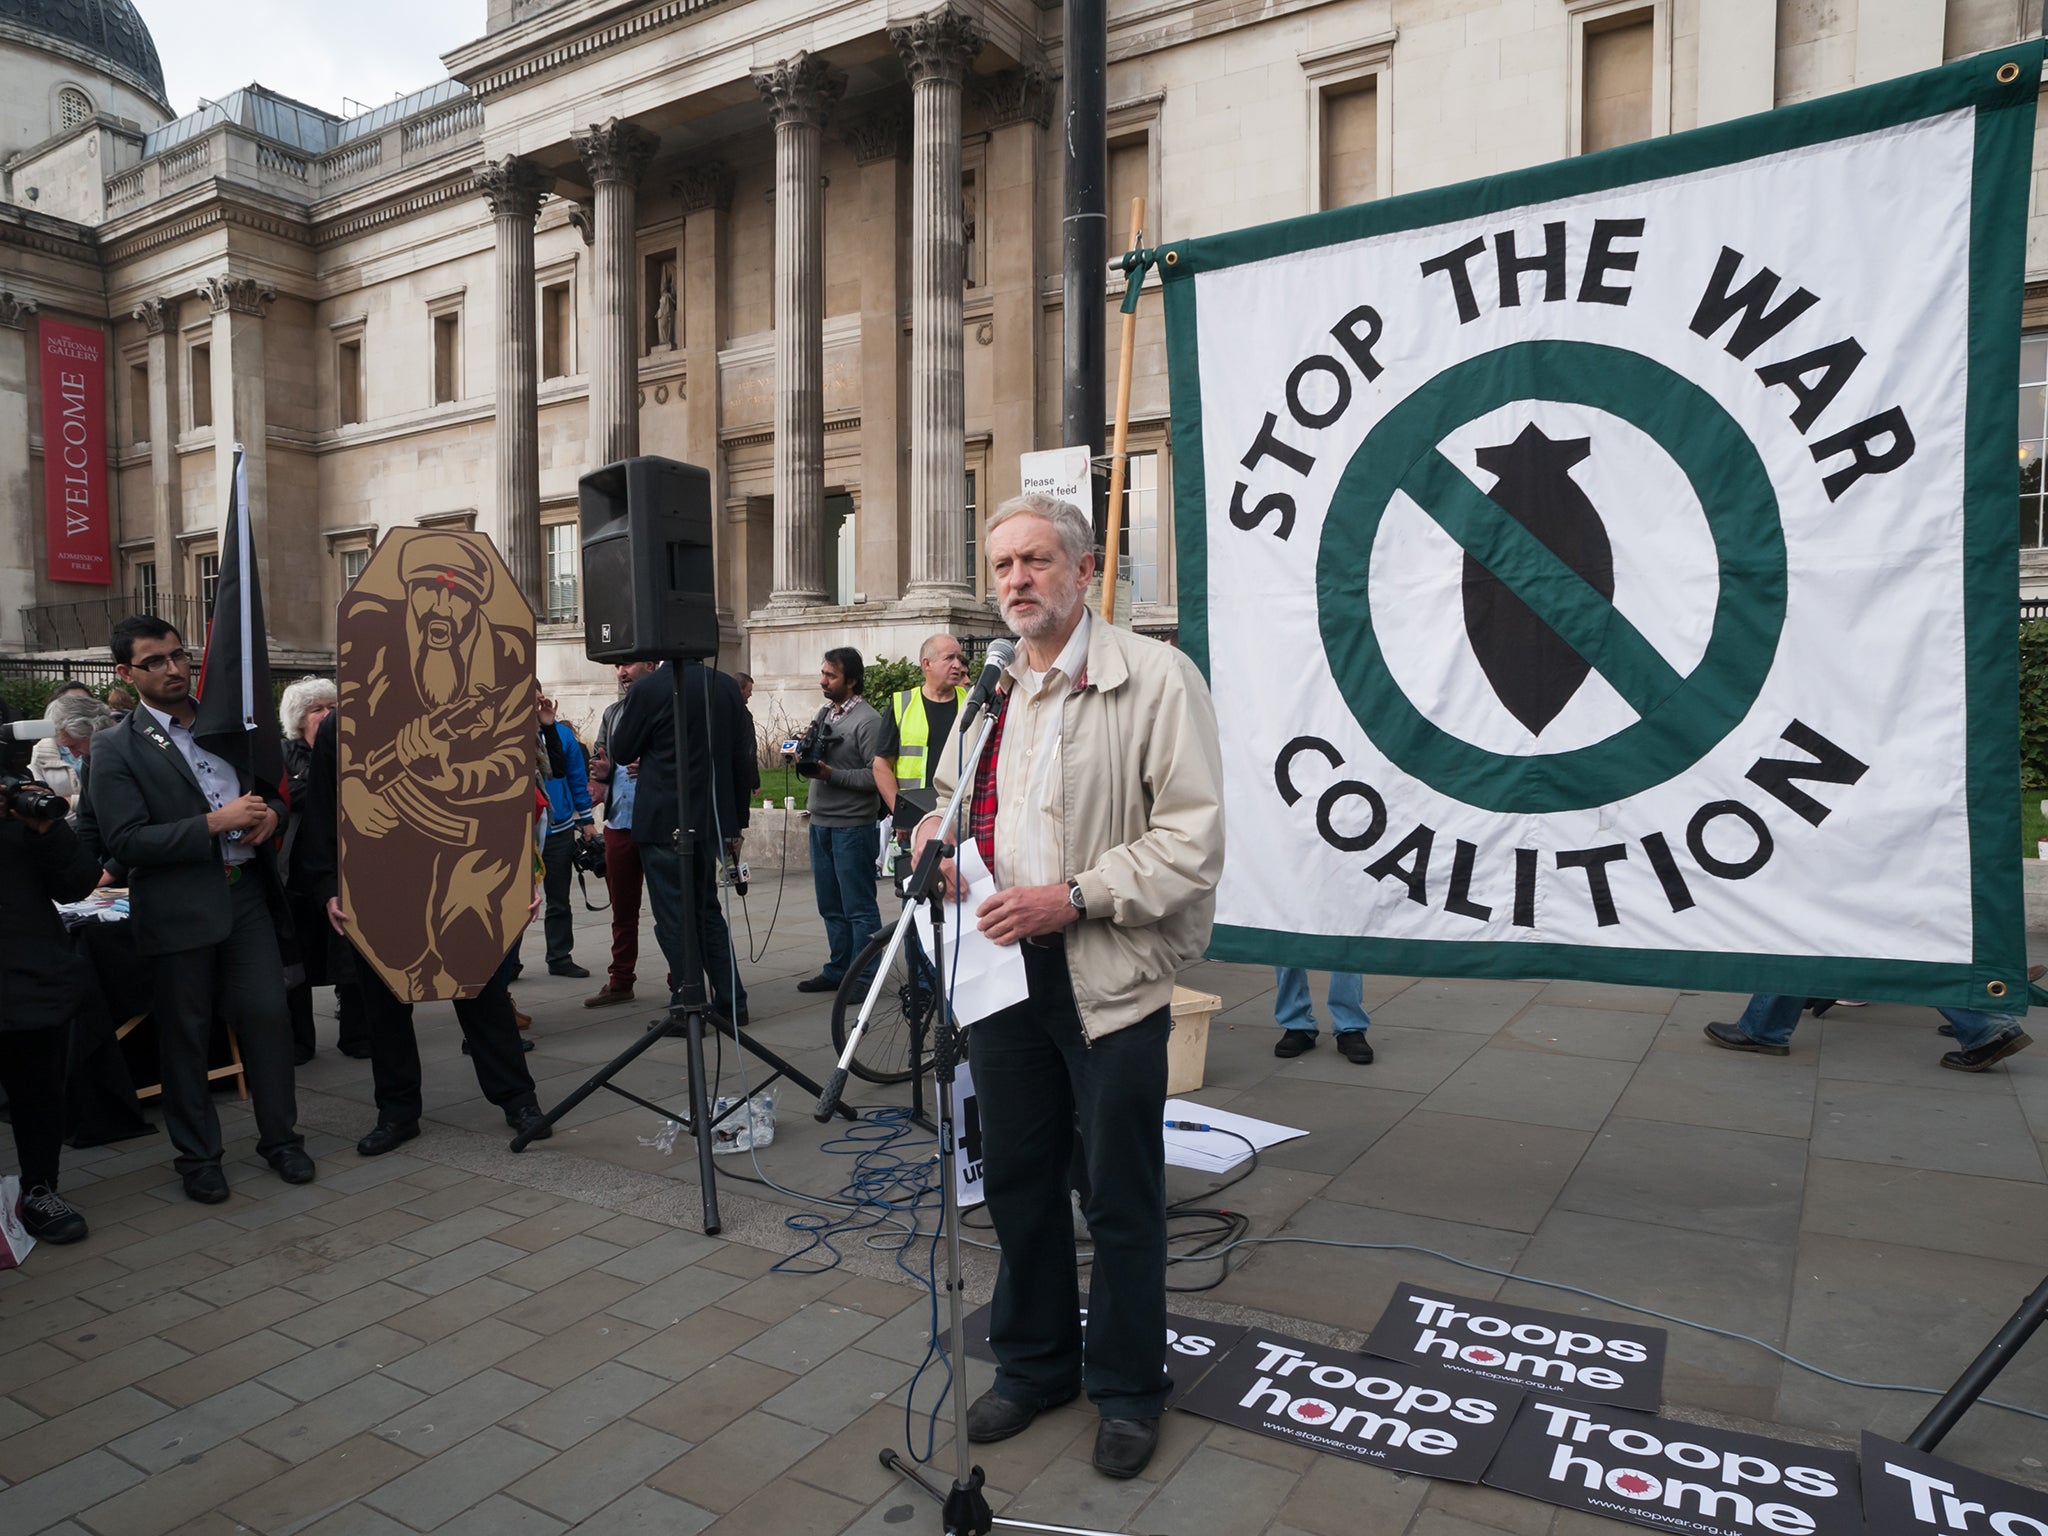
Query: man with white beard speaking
913 493 1225 1480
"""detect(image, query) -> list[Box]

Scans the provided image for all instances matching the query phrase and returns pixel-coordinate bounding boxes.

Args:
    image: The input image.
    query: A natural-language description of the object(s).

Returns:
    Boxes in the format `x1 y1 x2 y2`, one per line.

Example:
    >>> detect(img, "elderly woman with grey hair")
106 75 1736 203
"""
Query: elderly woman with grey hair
29 691 115 801
277 679 365 1064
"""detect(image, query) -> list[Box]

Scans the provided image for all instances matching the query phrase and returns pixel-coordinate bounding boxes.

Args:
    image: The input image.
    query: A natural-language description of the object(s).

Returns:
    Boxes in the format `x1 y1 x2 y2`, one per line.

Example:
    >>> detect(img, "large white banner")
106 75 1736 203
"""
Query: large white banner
1162 48 2039 1007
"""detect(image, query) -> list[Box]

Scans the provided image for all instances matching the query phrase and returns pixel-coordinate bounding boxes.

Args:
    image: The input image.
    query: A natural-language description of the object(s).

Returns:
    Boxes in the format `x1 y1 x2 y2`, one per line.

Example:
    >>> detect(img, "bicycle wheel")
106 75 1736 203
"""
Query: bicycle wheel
829 919 937 1085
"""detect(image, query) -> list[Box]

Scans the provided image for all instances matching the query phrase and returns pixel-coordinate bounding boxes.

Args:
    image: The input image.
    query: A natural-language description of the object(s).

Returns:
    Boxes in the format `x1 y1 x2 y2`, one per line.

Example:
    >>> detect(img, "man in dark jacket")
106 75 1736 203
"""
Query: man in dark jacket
608 662 752 1025
0 792 106 1242
86 616 311 1203
293 710 550 1155
536 689 596 978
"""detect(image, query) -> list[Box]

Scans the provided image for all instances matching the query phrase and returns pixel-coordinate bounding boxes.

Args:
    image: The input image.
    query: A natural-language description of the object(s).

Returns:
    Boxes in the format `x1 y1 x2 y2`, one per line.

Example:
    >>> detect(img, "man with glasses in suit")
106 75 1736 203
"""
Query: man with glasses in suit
85 616 311 1204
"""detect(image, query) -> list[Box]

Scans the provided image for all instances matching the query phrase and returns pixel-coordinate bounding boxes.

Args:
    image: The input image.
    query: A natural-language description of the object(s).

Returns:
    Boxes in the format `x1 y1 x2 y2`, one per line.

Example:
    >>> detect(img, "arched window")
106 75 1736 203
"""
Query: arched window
58 88 92 130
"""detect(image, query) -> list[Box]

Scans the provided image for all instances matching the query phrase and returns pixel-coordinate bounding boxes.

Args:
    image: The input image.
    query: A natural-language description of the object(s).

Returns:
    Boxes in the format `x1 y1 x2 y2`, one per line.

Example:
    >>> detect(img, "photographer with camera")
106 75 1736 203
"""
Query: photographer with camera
790 648 886 994
0 767 114 1244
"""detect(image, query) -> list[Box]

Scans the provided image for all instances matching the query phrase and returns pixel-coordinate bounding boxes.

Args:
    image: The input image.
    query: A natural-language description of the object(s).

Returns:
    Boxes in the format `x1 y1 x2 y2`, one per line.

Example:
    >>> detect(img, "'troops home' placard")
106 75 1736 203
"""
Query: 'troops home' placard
1363 1283 1667 1410
1177 1329 1522 1482
1484 1398 1862 1536
1859 1432 2048 1536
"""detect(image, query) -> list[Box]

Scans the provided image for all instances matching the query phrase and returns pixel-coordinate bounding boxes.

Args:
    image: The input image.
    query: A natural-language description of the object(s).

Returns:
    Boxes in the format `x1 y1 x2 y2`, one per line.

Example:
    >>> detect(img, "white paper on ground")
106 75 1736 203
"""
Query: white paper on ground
1163 1099 1308 1173
910 841 1029 1026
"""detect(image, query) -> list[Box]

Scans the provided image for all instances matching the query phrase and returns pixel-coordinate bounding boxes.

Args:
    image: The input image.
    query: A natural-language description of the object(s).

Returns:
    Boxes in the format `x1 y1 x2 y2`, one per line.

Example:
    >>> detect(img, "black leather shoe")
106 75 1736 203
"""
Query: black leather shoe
549 960 591 978
795 974 838 994
1093 1417 1159 1479
965 1389 1073 1443
356 1121 419 1157
1942 1030 2032 1073
1337 1031 1375 1064
337 1041 373 1060
293 1045 315 1066
507 1104 552 1141
268 1147 316 1185
183 1165 230 1204
1273 1029 1317 1058
1703 1021 1789 1056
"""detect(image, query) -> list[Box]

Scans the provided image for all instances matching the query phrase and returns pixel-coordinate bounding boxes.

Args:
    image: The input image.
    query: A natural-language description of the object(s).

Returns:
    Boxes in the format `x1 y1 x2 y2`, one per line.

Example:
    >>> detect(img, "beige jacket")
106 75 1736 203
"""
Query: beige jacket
930 620 1226 1040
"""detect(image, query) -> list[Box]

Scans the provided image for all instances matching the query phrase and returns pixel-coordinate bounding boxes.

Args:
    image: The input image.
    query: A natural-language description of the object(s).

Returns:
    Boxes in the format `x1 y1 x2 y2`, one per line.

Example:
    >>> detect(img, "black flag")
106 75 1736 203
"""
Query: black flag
192 444 285 798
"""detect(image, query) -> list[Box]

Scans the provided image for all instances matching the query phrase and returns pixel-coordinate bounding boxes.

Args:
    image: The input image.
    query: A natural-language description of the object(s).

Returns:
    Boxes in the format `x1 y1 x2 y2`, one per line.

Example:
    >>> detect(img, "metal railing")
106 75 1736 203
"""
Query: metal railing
19 593 209 654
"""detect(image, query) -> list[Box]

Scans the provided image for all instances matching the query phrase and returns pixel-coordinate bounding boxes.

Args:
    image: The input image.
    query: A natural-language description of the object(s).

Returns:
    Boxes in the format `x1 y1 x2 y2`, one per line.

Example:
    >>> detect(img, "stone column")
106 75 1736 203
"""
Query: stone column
978 67 1052 514
477 156 554 611
675 162 735 632
133 296 181 607
574 118 659 468
894 5 983 597
845 108 907 600
201 275 275 617
753 51 844 607
0 292 38 647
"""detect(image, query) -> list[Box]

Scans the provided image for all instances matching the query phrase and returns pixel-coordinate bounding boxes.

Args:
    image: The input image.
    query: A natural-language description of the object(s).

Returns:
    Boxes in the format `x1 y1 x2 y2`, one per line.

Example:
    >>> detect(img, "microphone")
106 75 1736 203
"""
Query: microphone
0 720 55 743
958 638 1016 736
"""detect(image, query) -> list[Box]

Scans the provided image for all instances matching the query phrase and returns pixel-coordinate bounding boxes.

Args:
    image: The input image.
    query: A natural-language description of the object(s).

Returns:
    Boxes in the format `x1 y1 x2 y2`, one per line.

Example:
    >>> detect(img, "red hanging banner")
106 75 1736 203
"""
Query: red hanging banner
39 319 111 585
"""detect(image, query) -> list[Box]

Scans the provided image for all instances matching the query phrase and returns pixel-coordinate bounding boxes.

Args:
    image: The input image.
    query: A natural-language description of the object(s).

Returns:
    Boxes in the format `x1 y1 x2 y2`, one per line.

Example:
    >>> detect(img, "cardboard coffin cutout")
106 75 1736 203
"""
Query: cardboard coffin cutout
337 529 538 1001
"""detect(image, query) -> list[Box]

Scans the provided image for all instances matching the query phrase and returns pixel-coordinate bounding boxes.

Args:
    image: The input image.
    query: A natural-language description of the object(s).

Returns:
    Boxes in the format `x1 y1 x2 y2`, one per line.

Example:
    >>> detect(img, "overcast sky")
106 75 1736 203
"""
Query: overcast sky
146 0 481 119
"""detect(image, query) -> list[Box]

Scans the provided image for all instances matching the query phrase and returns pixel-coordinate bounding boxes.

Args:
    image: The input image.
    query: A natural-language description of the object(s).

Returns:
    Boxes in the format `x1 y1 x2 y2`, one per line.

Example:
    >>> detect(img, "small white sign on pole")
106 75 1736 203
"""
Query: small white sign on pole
1019 446 1092 507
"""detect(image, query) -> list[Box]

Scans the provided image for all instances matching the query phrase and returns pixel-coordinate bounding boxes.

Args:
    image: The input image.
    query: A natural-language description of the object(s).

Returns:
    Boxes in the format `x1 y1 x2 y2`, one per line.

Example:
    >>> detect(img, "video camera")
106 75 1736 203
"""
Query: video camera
781 717 833 780
0 775 68 822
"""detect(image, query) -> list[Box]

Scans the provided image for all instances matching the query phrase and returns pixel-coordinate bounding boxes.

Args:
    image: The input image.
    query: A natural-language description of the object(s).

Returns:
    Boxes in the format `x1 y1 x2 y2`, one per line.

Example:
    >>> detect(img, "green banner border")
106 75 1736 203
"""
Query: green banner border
1164 44 2042 1011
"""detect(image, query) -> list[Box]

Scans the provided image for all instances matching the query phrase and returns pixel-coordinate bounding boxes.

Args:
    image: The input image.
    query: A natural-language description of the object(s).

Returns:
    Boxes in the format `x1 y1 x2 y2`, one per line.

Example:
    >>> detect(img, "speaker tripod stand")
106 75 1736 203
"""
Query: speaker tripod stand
511 660 853 1235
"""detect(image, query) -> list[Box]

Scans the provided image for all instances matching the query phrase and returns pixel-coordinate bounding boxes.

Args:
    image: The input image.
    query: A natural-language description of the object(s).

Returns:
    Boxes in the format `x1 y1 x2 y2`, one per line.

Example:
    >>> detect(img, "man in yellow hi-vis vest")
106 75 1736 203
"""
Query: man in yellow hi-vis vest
873 635 969 869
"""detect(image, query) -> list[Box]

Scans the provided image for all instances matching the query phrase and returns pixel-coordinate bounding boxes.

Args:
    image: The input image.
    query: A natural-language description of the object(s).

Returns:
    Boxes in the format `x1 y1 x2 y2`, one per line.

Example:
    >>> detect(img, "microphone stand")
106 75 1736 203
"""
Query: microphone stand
815 702 1133 1536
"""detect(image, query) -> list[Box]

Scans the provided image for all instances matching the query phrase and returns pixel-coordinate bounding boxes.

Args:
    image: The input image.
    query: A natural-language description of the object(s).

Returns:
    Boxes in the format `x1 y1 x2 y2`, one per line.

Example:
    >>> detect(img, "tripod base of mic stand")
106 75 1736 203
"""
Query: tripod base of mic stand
881 1451 992 1536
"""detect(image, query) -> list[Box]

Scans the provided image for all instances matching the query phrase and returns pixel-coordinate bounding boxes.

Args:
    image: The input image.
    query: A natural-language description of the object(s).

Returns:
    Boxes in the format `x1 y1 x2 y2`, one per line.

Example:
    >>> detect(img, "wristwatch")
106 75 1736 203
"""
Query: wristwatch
1066 877 1087 917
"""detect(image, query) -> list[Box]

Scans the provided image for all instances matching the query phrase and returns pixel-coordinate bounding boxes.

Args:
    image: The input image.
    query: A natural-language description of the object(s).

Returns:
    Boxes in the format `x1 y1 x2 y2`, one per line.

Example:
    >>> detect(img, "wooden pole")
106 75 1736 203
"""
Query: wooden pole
1101 196 1144 624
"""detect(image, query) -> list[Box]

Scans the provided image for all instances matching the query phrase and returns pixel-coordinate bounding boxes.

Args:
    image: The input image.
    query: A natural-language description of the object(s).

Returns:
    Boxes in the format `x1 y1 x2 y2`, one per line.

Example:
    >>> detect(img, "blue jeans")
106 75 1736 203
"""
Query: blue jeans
1736 993 2017 1052
1275 968 1370 1035
810 822 882 982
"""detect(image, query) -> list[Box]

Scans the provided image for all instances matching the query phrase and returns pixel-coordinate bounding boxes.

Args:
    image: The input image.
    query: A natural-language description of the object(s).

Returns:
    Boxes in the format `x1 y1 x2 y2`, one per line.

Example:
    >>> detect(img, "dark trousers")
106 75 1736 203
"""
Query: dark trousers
356 950 537 1126
0 1026 68 1190
809 822 881 982
150 875 301 1175
966 940 1171 1419
642 837 746 1022
286 977 366 1056
604 828 644 992
541 828 577 965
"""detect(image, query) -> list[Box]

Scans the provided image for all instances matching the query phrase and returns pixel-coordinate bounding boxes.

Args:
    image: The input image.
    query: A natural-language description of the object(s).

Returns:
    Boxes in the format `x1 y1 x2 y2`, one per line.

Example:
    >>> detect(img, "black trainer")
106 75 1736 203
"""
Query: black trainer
1337 1031 1375 1064
1273 1029 1318 1058
18 1185 86 1244
1941 1030 2032 1073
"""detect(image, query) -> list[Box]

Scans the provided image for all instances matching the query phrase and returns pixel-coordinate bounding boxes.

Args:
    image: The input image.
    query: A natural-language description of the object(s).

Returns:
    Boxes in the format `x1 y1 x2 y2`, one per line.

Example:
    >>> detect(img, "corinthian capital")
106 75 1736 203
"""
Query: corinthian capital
672 161 734 214
976 65 1054 129
891 4 985 88
475 156 555 222
133 296 174 334
753 51 846 132
574 118 658 187
843 108 910 165
0 290 37 329
199 275 275 317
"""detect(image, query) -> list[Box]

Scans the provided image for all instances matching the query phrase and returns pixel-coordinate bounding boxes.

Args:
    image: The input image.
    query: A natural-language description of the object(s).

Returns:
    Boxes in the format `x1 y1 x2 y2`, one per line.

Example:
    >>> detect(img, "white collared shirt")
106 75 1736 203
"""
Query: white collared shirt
142 702 255 866
993 608 1091 891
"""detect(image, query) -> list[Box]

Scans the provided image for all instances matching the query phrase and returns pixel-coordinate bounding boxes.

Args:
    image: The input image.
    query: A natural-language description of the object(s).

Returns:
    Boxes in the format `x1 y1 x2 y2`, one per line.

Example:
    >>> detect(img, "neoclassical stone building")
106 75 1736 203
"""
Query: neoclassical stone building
3 0 2046 724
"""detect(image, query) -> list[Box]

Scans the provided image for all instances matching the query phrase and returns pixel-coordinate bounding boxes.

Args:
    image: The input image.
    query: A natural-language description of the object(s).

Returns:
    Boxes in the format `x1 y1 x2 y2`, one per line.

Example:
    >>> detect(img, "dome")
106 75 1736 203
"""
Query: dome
0 0 167 106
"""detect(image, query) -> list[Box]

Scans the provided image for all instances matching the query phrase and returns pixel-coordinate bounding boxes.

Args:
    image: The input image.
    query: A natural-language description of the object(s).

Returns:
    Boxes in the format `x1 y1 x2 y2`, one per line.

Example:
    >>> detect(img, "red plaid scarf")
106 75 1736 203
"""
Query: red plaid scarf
964 664 1086 882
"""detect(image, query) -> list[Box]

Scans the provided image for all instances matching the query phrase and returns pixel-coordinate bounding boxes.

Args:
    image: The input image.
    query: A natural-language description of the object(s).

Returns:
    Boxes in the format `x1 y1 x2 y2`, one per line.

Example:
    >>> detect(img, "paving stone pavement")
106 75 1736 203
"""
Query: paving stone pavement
3 873 2045 1534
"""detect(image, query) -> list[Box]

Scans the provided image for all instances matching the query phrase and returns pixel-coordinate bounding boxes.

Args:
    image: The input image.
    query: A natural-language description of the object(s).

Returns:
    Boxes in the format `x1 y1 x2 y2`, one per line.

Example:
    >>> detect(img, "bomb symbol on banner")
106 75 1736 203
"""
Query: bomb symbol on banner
1461 424 1616 736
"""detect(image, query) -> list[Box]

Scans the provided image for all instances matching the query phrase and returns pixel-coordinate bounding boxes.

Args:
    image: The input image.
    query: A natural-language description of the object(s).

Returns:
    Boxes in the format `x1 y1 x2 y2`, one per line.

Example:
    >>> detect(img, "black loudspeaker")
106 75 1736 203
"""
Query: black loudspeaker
578 456 719 662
